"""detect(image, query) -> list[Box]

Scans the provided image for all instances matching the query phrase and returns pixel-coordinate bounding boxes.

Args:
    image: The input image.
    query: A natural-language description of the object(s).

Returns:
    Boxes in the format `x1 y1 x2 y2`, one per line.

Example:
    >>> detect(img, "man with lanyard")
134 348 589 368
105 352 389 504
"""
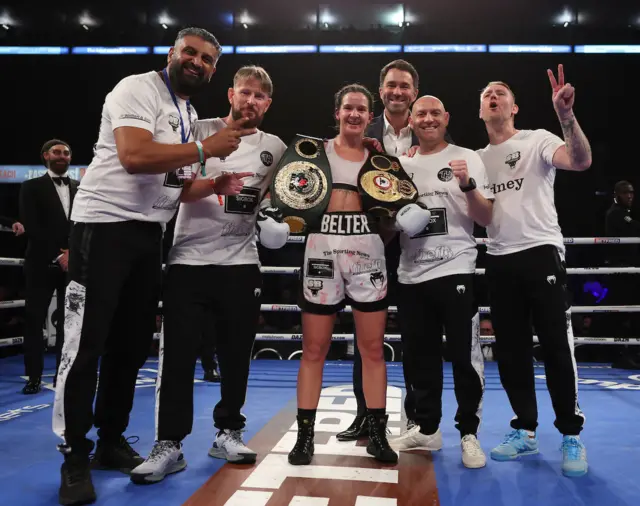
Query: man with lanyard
53 27 255 505
386 96 492 469
477 65 592 477
130 65 289 484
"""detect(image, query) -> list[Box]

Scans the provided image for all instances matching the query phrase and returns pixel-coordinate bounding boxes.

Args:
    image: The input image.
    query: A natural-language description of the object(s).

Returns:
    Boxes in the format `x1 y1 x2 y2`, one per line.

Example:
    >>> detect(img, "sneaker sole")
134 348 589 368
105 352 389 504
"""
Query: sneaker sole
391 443 443 452
462 457 487 469
208 447 257 464
130 459 187 485
563 465 588 478
490 449 539 461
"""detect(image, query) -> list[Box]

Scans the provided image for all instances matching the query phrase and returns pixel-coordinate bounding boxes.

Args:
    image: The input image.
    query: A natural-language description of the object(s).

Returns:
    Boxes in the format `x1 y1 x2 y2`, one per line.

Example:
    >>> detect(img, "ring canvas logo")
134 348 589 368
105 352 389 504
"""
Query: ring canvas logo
189 384 441 505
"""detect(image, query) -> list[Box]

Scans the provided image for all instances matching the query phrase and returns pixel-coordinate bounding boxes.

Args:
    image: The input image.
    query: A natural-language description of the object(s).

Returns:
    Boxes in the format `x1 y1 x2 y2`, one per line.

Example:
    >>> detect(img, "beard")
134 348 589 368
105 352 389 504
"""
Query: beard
168 59 208 97
48 160 69 175
232 105 263 129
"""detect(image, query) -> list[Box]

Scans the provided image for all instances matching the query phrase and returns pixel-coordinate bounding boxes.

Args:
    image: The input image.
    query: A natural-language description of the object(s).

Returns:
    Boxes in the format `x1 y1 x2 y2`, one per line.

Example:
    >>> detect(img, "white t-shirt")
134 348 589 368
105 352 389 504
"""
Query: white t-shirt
477 129 565 257
168 118 287 266
72 71 197 224
397 144 493 284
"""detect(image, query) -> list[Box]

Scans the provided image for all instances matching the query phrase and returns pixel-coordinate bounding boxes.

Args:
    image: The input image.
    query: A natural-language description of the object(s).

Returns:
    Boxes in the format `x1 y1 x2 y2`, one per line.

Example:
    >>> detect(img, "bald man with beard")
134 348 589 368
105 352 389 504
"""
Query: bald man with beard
388 96 493 469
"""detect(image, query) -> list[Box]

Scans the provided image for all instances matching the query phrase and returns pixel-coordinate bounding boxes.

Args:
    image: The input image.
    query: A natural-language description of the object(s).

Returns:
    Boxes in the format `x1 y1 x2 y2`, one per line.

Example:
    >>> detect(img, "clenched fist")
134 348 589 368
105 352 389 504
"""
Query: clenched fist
449 159 470 186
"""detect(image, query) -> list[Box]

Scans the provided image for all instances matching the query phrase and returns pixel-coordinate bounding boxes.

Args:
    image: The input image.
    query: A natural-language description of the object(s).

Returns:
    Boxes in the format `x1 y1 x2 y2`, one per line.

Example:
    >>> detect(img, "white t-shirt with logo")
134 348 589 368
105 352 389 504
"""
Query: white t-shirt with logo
397 144 493 284
168 118 287 266
72 71 197 224
477 129 565 257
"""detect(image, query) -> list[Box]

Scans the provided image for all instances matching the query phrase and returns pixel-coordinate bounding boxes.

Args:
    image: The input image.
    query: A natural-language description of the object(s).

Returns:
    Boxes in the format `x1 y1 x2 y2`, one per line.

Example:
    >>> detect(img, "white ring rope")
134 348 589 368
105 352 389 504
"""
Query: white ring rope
1 333 638 349
1 237 639 349
2 299 640 314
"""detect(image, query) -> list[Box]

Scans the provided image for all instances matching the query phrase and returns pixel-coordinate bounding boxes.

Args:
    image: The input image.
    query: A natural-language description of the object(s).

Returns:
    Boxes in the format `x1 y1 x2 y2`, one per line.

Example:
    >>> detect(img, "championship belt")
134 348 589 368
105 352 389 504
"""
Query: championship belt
357 152 418 218
270 134 332 234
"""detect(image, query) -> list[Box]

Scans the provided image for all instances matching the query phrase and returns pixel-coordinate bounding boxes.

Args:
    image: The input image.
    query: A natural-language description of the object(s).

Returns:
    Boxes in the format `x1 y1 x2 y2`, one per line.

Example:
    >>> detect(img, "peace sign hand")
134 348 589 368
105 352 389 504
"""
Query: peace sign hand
547 64 575 118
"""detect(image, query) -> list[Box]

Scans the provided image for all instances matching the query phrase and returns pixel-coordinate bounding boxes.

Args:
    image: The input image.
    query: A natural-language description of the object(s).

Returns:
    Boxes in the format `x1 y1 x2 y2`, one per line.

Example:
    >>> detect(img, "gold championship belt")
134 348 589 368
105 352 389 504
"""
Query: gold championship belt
357 152 418 218
270 134 332 234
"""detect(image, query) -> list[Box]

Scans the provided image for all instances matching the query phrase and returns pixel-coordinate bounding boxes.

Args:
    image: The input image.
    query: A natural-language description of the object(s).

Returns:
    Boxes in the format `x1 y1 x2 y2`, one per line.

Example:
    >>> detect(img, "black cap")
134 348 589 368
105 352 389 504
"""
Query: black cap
40 139 71 167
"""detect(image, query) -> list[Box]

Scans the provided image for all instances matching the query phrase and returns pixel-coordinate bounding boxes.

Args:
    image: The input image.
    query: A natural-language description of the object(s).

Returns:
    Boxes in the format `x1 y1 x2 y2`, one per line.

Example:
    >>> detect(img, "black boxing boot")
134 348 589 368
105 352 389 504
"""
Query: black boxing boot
366 410 398 464
336 414 369 441
288 411 315 466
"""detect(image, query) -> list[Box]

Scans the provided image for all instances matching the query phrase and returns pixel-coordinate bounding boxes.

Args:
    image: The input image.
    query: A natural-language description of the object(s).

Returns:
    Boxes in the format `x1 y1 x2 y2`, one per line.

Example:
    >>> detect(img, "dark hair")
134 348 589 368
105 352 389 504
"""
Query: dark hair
175 27 221 53
40 139 71 167
379 59 419 89
615 180 633 193
334 83 374 112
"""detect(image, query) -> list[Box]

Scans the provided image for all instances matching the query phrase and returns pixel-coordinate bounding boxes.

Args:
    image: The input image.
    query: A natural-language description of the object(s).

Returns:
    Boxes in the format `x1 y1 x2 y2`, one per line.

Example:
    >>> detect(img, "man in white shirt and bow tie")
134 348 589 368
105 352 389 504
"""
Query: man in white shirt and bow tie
19 139 78 394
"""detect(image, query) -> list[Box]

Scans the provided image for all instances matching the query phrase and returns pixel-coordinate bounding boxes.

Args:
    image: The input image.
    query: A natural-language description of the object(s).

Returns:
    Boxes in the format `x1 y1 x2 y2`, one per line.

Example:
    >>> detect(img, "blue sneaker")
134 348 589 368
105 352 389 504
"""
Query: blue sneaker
561 436 588 477
490 429 539 461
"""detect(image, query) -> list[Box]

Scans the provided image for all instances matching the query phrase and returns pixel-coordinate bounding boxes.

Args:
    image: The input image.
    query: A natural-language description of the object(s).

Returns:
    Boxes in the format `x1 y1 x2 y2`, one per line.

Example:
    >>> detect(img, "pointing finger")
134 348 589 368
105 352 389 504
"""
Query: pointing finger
233 172 255 179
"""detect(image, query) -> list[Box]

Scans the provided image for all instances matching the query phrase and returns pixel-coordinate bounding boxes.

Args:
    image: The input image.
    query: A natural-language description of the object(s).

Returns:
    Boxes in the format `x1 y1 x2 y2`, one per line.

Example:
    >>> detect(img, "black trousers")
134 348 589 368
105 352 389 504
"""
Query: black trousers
486 245 585 436
156 264 261 441
23 264 66 380
396 274 484 436
53 221 162 456
352 333 415 418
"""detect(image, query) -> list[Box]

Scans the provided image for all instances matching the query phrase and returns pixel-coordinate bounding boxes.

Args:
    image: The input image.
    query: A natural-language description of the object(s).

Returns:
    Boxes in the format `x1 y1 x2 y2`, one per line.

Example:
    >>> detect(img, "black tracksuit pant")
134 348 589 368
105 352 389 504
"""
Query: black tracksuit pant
396 273 484 437
53 221 163 456
352 333 415 418
156 264 262 442
486 245 585 436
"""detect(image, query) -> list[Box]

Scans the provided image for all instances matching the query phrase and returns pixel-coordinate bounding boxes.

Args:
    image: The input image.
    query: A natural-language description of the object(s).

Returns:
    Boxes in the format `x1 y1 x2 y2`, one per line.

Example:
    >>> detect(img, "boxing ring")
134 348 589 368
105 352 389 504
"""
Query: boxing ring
1 235 640 506
1 236 640 351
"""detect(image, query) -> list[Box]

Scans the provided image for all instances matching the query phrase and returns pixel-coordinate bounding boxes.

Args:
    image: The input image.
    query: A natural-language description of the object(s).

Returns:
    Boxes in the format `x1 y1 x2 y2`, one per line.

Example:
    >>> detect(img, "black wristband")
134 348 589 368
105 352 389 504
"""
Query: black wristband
460 178 477 193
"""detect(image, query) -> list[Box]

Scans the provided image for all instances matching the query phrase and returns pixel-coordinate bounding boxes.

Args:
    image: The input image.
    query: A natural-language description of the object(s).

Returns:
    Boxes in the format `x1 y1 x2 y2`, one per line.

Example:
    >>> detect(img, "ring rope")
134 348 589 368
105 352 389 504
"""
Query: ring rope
1 299 640 313
1 333 637 349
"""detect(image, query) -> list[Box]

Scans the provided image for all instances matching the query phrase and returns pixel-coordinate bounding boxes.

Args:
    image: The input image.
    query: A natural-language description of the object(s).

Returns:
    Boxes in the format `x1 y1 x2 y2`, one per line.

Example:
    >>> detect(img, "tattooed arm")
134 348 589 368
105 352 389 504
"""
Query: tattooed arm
552 114 592 172
547 64 592 172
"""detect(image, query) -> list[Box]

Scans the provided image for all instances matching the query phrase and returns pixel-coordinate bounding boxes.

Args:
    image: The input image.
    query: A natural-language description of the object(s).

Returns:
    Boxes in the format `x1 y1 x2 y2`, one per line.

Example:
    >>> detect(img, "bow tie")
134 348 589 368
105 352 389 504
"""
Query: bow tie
52 176 70 186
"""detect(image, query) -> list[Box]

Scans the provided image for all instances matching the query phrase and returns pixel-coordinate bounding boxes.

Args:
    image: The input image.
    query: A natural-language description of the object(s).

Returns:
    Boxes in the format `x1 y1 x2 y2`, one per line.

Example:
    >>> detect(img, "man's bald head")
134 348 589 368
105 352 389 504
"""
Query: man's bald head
410 95 450 145
413 95 446 112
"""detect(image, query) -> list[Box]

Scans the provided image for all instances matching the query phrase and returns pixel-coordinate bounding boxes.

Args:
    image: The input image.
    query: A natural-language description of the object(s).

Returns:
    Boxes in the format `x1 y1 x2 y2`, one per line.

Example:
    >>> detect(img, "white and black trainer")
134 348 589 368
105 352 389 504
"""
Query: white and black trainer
208 429 257 464
130 440 186 484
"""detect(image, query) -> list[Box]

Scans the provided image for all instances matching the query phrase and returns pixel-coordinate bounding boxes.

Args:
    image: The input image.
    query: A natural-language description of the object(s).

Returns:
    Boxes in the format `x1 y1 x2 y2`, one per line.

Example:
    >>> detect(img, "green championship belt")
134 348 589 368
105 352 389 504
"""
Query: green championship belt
357 152 419 219
270 135 332 234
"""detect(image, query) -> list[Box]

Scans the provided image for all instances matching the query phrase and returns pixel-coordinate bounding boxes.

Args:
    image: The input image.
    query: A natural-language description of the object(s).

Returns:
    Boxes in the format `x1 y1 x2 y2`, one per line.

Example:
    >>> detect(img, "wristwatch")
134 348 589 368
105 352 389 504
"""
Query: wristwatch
459 178 477 193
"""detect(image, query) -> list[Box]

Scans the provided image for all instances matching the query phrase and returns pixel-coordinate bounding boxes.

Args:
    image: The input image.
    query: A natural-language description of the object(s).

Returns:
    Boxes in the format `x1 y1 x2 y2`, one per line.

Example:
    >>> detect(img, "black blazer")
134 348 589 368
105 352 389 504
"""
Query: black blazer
366 114 454 152
19 174 79 269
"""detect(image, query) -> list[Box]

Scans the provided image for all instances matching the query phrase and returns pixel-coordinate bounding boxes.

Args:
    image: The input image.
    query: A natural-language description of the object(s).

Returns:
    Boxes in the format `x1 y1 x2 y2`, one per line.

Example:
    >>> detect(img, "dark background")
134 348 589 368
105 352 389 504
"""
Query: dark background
1 0 639 354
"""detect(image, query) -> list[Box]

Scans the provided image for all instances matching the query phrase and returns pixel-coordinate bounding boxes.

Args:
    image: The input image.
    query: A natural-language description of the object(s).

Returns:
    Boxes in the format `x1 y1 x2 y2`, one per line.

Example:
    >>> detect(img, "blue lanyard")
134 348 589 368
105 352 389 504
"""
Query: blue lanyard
162 68 191 144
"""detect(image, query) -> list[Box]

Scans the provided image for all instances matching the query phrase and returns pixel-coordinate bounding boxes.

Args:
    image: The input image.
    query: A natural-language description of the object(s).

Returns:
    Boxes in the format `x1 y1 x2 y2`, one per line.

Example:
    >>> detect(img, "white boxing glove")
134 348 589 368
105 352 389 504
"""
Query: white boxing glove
257 207 289 249
395 202 431 238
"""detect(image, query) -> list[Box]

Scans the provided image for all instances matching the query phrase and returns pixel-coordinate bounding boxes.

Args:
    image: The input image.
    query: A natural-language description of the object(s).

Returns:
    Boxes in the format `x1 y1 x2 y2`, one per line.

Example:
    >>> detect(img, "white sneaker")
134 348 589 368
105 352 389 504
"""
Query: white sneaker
390 426 443 451
208 429 257 464
461 435 487 469
130 440 186 484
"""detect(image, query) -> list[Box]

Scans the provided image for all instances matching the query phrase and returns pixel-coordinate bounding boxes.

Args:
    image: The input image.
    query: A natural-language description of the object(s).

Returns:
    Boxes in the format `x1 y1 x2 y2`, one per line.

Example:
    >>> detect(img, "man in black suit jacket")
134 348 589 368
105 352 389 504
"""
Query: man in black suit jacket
340 60 454 441
19 139 78 394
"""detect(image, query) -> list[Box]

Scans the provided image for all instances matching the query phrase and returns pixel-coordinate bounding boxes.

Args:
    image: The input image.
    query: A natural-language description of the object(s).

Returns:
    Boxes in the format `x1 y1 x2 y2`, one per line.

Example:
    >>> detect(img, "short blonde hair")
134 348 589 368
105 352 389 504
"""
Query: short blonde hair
482 81 515 101
233 66 274 96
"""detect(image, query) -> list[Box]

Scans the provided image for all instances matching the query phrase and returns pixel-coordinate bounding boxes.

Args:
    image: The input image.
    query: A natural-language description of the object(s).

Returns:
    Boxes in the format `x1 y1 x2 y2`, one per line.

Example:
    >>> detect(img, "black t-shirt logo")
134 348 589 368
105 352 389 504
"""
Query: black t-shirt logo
505 151 521 169
437 168 453 182
260 151 274 166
